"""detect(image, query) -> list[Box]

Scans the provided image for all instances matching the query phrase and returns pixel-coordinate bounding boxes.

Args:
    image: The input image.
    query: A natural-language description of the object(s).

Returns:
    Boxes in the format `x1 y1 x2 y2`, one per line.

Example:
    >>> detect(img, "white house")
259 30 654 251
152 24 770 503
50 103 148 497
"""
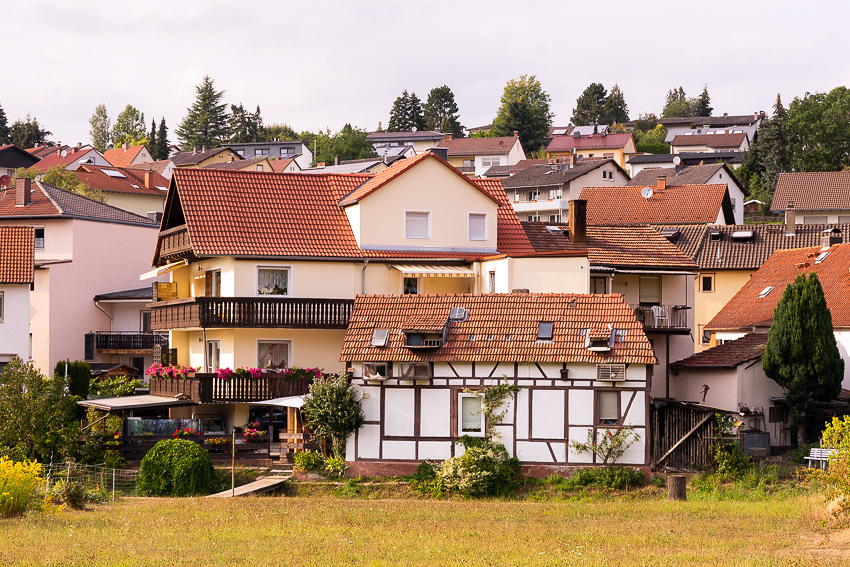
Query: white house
0 226 34 370
437 134 526 177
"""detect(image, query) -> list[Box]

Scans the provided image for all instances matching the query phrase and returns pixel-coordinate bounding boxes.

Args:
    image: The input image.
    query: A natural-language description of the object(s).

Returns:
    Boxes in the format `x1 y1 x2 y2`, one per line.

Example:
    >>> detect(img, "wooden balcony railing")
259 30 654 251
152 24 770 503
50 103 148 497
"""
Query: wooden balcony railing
149 373 311 404
157 224 193 261
84 332 169 359
149 296 354 330
630 304 690 331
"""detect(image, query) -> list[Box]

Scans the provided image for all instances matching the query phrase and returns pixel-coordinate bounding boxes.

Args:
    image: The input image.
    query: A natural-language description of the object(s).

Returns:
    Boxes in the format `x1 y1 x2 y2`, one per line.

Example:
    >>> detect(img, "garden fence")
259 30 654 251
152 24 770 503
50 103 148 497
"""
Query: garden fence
43 462 138 500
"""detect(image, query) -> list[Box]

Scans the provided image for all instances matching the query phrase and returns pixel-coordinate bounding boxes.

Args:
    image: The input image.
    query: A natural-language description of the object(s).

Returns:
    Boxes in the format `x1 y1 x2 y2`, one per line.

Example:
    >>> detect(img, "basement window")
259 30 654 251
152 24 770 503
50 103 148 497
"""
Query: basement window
758 286 775 298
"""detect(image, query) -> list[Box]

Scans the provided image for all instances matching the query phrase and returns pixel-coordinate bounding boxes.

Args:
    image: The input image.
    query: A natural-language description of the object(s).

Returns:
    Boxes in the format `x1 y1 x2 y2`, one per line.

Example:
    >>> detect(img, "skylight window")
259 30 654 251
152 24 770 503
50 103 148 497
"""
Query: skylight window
371 329 390 347
552 128 568 135
710 231 722 241
449 307 467 321
758 286 774 298
102 169 126 178
731 230 754 242
815 250 830 264
537 322 554 341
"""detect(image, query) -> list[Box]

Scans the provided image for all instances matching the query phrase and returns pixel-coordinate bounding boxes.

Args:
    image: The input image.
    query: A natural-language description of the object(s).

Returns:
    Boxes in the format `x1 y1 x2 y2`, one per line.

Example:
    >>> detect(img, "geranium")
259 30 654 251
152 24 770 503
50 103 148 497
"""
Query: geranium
172 427 198 438
243 428 265 443
282 366 324 382
148 364 195 379
216 368 233 380
204 437 230 446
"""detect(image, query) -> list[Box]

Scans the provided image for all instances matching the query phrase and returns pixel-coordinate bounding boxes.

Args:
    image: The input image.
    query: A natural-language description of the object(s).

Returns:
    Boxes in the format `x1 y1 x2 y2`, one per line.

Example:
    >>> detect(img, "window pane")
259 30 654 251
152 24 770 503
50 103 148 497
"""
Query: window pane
701 276 713 292
469 213 486 240
206 341 220 372
258 341 289 371
599 391 618 424
639 276 661 304
405 212 429 238
403 277 418 295
461 396 482 433
258 268 288 295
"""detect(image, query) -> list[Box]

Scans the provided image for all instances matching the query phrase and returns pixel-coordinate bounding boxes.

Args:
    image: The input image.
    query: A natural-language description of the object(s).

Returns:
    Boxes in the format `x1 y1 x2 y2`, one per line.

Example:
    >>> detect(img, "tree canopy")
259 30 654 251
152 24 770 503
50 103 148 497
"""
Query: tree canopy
491 74 553 152
16 165 104 202
0 104 10 145
156 118 169 161
88 104 111 153
661 86 713 118
302 373 365 458
571 83 607 127
111 104 147 148
387 90 426 132
423 85 464 137
763 273 844 445
312 123 376 166
603 84 630 124
9 115 51 148
229 104 263 143
176 75 229 150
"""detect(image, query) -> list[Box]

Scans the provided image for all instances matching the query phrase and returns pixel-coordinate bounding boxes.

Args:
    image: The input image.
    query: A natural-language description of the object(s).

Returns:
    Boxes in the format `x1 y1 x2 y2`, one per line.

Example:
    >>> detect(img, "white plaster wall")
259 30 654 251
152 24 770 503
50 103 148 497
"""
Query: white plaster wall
508 256 590 294
361 386 382 422
568 427 594 463
418 441 452 460
516 441 556 462
384 389 415 436
0 284 30 361
357 424 381 459
532 390 565 438
568 389 594 425
382 440 416 460
514 388 530 439
835 331 850 389
480 258 510 293
623 391 646 426
420 389 450 436
109 302 145 332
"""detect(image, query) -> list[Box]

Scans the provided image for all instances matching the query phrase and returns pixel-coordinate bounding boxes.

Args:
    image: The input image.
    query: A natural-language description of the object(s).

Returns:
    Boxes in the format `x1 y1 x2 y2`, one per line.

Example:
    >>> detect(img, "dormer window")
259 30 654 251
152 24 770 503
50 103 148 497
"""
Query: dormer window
710 231 721 242
586 327 613 352
537 321 554 341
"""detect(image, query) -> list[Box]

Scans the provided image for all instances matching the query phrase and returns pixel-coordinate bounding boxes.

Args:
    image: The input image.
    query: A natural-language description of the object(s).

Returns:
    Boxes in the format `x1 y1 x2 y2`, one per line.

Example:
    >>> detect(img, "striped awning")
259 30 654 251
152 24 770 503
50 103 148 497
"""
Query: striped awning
391 264 475 278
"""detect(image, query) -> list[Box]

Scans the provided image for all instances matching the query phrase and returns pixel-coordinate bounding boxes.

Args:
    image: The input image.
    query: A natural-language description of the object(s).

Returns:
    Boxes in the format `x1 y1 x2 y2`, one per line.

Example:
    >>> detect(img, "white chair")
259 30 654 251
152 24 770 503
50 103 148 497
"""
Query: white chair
651 305 668 328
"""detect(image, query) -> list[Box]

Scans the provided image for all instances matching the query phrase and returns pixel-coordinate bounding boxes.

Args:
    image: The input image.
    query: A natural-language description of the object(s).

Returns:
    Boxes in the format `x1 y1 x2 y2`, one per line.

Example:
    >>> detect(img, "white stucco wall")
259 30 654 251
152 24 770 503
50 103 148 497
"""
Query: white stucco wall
0 284 30 362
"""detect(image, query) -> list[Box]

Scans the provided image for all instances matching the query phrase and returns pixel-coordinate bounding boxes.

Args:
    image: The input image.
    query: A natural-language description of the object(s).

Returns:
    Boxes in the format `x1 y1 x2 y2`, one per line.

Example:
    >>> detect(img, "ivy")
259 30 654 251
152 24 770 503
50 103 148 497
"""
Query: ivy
463 378 520 441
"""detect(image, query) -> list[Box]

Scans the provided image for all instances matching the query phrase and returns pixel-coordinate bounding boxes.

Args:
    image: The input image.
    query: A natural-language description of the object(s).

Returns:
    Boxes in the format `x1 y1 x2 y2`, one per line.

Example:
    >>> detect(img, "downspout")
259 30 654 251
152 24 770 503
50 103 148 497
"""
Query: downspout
361 259 369 294
94 300 113 332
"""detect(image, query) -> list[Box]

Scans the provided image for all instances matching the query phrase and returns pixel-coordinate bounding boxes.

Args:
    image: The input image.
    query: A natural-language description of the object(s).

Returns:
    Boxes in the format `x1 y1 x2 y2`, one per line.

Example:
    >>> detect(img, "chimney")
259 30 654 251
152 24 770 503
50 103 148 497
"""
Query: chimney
724 129 729 135
334 156 340 166
822 228 842 250
657 176 666 191
568 199 587 244
144 171 153 189
513 131 519 138
123 142 129 151
76 142 82 150
429 147 448 161
444 133 453 142
56 148 62 156
15 177 31 207
317 162 326 168
193 147 197 155
785 203 796 235
201 145 206 153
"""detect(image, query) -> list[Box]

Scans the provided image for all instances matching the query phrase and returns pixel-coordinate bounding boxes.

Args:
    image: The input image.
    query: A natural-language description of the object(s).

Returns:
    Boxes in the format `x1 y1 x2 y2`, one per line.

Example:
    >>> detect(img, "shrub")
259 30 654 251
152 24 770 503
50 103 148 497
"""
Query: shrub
550 467 646 490
137 439 215 496
51 480 88 510
54 360 91 399
712 442 752 481
822 415 850 512
89 375 140 398
570 426 640 465
302 373 364 458
293 451 325 472
0 457 44 517
324 456 347 479
430 438 522 498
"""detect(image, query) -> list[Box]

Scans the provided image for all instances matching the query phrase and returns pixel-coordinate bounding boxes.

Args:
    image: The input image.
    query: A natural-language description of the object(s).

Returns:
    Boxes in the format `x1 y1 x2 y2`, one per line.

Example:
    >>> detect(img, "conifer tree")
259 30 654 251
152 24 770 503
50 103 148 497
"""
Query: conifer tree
176 75 229 150
571 83 607 127
423 85 464 136
148 118 157 159
602 84 630 124
157 118 169 159
387 90 426 132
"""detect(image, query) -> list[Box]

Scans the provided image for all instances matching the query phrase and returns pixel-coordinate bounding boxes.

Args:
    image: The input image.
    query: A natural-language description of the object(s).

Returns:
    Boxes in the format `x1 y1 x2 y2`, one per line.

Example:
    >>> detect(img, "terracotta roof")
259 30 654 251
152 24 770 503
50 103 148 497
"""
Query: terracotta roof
546 133 634 153
0 181 157 226
102 145 149 168
580 183 731 225
437 136 520 156
32 147 100 172
521 222 697 269
671 333 767 368
671 132 748 148
706 243 850 331
0 226 34 284
75 165 168 196
201 157 271 171
340 293 656 364
171 147 242 166
666 223 850 270
627 163 724 187
770 171 850 212
502 159 621 189
269 157 298 173
125 160 172 176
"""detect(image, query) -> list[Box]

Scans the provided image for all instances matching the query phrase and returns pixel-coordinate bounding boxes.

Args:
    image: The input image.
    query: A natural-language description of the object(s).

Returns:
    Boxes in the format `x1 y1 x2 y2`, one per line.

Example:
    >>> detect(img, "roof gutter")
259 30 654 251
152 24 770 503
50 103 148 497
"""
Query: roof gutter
94 299 113 332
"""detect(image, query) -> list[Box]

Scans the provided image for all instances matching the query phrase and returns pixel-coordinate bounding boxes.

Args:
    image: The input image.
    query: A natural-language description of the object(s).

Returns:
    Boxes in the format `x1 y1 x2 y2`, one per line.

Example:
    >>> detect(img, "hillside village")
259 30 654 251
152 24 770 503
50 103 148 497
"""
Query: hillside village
2 77 850 481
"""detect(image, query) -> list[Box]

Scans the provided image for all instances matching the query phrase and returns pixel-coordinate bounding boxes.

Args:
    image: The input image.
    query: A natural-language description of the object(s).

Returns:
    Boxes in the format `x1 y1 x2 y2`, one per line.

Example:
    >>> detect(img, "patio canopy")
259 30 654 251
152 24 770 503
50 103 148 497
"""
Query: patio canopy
250 395 307 408
391 264 475 278
139 259 188 281
77 394 194 412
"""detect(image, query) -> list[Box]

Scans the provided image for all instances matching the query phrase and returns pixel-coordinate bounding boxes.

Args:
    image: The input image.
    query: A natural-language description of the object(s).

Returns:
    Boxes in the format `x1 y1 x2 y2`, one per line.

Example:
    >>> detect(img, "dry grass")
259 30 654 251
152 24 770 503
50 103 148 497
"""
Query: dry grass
0 492 847 566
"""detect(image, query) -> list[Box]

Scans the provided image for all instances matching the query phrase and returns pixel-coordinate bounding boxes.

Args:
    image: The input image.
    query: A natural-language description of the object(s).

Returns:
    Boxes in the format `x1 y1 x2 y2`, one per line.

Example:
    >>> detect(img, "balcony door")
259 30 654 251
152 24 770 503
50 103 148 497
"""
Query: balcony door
206 340 220 373
205 270 222 297
639 276 661 306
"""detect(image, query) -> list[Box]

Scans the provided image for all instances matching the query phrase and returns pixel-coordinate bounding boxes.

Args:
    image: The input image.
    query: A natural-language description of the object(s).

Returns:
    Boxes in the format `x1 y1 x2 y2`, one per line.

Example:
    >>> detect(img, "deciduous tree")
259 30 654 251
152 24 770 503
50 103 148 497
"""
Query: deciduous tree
302 373 365 458
763 273 844 446
312 124 376 166
261 123 298 142
88 104 111 153
423 85 464 137
176 75 229 150
111 104 147 148
491 74 553 152
16 166 104 202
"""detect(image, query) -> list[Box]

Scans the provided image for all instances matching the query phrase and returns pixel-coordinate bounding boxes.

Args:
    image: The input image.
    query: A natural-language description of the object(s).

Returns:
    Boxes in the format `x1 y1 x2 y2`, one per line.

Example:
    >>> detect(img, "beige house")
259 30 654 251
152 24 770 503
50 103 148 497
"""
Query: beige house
437 135 526 177
103 144 155 168
546 133 636 170
171 147 243 169
771 171 850 224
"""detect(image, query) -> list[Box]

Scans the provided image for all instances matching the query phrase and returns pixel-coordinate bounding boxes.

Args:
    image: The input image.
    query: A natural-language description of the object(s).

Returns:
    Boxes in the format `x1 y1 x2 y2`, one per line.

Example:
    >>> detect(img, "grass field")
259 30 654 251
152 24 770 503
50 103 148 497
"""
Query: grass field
1 489 849 566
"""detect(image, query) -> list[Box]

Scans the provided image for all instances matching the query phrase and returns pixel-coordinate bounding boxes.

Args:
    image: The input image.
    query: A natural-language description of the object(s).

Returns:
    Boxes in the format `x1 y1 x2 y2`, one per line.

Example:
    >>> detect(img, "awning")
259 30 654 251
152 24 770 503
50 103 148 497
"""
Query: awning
391 264 475 278
139 259 188 281
250 395 307 409
77 394 194 412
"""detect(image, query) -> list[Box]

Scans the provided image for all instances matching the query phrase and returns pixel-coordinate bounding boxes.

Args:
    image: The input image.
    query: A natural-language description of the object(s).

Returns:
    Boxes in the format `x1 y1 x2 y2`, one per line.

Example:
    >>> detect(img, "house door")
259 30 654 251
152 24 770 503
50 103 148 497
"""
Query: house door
206 340 220 373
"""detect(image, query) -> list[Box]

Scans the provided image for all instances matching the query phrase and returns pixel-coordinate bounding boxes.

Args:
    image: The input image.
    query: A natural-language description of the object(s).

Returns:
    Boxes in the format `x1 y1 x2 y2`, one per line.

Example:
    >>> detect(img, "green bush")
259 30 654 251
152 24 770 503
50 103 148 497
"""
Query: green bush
429 438 522 498
712 442 753 481
51 480 89 510
0 457 44 517
54 360 91 399
292 450 325 472
550 467 646 490
324 456 347 479
138 439 215 496
302 373 364 458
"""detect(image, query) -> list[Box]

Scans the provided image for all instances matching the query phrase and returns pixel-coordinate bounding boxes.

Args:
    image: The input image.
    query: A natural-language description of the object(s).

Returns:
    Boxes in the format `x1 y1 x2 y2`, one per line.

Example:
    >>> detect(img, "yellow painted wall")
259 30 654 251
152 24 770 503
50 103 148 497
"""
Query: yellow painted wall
102 193 164 217
694 269 753 351
508 256 590 293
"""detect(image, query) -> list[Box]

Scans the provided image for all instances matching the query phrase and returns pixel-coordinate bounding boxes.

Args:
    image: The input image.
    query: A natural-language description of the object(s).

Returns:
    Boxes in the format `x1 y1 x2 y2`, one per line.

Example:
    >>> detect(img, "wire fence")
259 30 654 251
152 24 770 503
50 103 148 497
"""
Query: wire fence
43 462 138 500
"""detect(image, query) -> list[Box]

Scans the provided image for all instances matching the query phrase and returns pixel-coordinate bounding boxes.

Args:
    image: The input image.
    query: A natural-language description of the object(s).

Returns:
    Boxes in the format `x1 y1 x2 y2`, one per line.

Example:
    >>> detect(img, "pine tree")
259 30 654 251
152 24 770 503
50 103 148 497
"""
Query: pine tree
148 118 157 159
491 75 553 152
662 87 693 118
763 273 844 446
176 75 229 150
695 85 713 116
387 90 426 132
571 83 607 127
9 115 51 148
758 95 791 196
602 84 630 125
0 104 10 145
88 104 111 153
423 86 464 136
157 118 169 159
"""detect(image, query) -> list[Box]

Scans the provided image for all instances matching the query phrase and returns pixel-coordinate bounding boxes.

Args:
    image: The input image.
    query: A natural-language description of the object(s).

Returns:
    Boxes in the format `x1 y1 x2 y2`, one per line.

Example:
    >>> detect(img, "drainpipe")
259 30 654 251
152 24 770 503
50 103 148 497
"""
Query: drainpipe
361 259 369 294
94 300 113 332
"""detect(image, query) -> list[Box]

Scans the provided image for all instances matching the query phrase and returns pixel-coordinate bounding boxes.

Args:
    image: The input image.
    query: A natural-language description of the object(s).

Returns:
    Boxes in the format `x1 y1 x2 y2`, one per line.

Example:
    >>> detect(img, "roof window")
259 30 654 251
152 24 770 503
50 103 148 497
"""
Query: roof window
103 169 126 178
371 329 390 347
449 307 467 321
710 231 722 241
537 322 554 341
731 230 754 242
660 228 680 242
815 250 830 264
758 286 774 298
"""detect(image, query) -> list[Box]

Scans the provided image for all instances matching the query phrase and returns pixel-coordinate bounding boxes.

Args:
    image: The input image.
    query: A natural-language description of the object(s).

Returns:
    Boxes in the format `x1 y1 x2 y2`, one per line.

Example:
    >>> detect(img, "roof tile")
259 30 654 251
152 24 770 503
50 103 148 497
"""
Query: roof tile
0 226 34 284
581 183 729 225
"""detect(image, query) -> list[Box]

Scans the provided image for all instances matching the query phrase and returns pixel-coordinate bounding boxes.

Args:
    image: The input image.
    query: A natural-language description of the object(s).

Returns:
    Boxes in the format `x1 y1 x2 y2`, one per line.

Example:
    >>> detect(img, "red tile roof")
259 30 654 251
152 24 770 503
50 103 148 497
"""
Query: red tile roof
0 226 34 284
706 243 850 331
437 136 521 156
269 157 298 173
671 333 767 369
75 165 168 196
340 293 656 364
580 183 731 225
31 147 100 172
670 132 748 149
770 171 850 212
546 133 634 153
125 160 173 176
102 145 149 168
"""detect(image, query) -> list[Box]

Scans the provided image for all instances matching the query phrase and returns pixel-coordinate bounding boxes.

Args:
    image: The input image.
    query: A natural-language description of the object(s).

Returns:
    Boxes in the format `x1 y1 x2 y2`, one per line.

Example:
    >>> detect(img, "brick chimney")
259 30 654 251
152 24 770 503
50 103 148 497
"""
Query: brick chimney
144 171 153 189
657 176 666 191
123 142 129 151
444 134 453 142
513 131 519 138
568 199 587 244
785 203 796 235
15 177 31 207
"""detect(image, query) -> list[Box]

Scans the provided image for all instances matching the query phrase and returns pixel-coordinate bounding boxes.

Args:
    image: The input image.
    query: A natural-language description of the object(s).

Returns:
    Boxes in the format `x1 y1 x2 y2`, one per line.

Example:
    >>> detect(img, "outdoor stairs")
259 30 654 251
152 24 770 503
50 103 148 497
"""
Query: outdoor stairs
207 465 292 498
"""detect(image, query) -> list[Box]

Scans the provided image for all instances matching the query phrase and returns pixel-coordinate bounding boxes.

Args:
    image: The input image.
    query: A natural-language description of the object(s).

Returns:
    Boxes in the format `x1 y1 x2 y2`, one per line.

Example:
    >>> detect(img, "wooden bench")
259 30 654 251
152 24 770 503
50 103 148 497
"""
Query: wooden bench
804 447 835 469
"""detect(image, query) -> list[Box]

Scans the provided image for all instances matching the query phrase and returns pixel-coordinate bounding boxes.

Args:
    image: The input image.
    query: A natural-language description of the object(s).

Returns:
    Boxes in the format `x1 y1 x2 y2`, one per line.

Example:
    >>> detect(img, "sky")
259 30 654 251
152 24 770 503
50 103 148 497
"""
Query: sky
4 1 849 147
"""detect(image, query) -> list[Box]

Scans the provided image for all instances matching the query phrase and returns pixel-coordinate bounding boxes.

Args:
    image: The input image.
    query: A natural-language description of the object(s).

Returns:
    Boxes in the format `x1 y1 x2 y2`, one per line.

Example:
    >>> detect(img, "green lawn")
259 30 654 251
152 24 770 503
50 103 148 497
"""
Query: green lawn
0 492 847 566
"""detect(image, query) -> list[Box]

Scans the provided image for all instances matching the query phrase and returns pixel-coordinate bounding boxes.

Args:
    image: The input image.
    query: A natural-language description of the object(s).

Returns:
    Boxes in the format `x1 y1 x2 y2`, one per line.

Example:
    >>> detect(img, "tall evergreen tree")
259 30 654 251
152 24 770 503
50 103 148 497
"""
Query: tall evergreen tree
148 118 157 159
88 104 111 153
695 85 713 116
0 104 10 145
758 95 791 196
9 115 51 148
602 84 630 124
571 83 607 127
491 75 553 152
156 118 169 159
423 85 464 137
763 273 844 446
176 75 229 150
387 90 426 132
111 105 147 148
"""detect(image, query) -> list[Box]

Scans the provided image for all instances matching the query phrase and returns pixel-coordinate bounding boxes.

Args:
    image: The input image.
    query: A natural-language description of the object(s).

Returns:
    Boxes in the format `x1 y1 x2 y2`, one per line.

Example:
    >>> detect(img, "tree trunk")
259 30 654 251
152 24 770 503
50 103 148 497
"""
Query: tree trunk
797 419 806 447
667 475 687 501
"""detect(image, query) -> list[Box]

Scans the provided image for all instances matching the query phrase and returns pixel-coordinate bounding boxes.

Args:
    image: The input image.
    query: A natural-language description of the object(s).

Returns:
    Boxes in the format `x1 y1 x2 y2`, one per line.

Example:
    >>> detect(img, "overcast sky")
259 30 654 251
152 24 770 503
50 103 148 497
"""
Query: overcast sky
5 1 848 146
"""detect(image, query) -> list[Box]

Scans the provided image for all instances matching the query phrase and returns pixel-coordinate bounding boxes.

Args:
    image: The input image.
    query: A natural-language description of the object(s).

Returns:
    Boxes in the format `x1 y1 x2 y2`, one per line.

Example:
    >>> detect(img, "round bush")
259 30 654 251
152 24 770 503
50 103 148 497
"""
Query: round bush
137 439 215 496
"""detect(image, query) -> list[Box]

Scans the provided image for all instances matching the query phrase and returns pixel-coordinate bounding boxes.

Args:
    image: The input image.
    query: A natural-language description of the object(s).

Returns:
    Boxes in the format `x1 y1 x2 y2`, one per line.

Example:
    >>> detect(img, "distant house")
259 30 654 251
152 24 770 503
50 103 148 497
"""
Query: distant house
770 171 850 224
171 147 243 169
466 124 491 136
224 141 312 170
627 163 747 224
580 177 735 226
125 159 175 181
0 145 39 179
103 144 155 168
75 164 168 218
367 131 445 156
627 151 745 175
481 158 549 179
0 225 34 369
546 132 636 170
501 159 629 222
670 132 749 154
269 157 302 173
201 157 275 173
302 159 389 175
437 134 526 177
31 145 111 172
652 114 762 145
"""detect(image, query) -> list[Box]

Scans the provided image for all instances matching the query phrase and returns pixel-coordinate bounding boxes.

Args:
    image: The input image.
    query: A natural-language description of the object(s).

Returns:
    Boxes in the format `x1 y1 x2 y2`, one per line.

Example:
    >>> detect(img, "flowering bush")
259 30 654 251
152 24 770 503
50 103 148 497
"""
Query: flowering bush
204 437 230 446
0 457 44 517
570 425 640 466
282 366 324 382
148 363 196 379
243 428 266 443
217 367 263 380
172 427 198 438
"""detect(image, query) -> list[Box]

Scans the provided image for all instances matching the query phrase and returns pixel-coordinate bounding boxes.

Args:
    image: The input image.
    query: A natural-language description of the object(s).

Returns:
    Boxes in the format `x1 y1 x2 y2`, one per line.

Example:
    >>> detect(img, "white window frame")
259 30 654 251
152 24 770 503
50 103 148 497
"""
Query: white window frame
256 265 291 297
467 212 488 241
257 339 292 372
701 274 714 293
206 339 221 373
480 156 503 168
0 291 4 322
402 276 420 295
458 392 485 437
488 271 496 293
33 226 45 251
404 210 431 239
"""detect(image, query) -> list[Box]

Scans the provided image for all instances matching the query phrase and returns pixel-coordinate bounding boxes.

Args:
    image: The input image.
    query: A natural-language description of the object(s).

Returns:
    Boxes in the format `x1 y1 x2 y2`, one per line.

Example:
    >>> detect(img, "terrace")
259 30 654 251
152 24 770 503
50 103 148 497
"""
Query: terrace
148 372 311 404
630 304 690 333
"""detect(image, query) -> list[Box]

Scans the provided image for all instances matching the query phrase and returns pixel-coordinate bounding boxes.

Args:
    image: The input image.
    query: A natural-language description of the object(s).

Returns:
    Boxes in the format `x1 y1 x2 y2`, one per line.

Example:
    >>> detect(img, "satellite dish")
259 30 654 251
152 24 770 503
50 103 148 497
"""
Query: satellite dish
0 175 10 189
350 384 364 402
674 165 683 174
411 126 417 133
723 112 728 118
696 129 702 134
60 149 68 157
641 186 654 200
672 155 681 165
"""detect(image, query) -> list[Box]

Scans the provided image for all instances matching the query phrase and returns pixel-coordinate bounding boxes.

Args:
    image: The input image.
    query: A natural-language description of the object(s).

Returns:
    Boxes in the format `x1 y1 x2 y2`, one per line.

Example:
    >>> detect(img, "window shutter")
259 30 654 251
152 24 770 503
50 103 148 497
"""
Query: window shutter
405 212 429 238
468 213 486 240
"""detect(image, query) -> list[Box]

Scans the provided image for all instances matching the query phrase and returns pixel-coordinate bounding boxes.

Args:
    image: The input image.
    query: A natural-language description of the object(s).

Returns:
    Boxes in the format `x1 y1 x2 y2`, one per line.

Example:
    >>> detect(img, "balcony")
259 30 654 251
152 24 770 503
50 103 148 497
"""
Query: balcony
512 198 565 213
84 332 169 358
149 296 355 330
630 304 690 333
157 224 193 262
456 166 476 174
149 372 311 404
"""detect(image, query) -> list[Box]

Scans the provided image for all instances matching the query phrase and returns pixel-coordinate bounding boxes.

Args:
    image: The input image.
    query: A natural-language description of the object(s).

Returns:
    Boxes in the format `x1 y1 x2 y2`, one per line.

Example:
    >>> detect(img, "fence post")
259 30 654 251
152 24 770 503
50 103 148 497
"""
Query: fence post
112 469 116 502
232 427 236 497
